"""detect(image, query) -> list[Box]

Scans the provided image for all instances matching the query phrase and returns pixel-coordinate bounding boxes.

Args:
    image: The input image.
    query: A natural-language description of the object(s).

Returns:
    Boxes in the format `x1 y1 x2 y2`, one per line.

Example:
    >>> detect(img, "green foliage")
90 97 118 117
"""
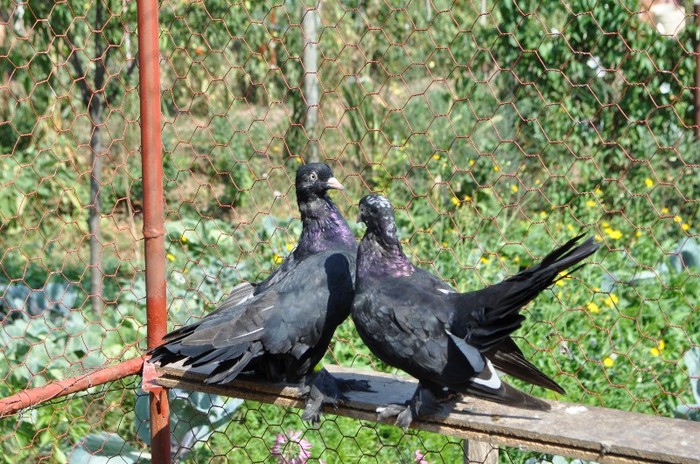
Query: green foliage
0 0 698 463
68 389 242 463
70 433 148 464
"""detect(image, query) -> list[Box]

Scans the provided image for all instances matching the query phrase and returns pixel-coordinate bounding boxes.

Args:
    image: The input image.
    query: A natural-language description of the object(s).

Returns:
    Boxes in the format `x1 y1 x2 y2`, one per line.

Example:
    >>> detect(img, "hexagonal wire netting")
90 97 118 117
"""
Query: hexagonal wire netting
0 0 698 463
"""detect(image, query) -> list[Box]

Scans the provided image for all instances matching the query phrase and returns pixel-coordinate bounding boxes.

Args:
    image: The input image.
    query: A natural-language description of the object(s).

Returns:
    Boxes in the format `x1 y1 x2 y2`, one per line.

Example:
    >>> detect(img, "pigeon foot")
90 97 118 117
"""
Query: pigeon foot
301 368 369 423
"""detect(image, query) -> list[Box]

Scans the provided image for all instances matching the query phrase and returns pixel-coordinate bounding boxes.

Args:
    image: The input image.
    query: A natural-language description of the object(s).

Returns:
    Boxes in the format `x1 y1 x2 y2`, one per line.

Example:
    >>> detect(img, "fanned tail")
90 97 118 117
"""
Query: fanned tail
454 235 599 350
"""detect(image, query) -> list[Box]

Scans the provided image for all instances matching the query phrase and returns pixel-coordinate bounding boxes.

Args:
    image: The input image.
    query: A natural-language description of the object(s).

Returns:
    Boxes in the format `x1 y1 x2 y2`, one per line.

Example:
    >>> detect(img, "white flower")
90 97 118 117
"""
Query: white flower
586 56 606 78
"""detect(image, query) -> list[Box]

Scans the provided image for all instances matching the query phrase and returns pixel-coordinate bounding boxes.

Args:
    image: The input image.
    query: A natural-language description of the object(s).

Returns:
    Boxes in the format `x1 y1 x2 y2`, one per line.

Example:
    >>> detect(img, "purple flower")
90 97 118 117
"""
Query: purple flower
415 449 430 464
271 430 312 464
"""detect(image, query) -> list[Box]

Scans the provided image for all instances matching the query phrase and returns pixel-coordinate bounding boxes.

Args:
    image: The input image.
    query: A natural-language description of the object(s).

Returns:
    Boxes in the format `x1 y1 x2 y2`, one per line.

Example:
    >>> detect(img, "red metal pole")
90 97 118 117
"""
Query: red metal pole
695 1 700 139
0 357 144 417
136 0 171 463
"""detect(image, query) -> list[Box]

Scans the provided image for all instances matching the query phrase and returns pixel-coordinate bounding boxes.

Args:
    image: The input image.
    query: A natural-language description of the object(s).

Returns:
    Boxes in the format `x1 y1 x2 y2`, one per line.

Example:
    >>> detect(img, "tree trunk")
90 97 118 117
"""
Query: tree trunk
302 2 320 162
88 0 107 315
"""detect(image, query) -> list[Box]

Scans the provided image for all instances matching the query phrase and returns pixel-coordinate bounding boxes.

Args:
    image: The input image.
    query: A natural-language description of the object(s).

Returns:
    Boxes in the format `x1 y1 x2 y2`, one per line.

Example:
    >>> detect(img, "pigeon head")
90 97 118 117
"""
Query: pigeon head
295 163 344 202
358 194 398 238
294 163 356 257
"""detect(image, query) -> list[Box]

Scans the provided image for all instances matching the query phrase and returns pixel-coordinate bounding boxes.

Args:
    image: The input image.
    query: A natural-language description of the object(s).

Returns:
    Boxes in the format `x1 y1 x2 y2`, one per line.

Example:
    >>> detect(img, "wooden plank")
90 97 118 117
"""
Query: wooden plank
153 364 700 464
464 439 498 464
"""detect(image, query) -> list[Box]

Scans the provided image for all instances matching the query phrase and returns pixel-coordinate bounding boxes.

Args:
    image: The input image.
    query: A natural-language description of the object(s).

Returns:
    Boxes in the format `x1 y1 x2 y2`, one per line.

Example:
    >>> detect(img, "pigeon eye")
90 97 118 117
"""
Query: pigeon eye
309 172 318 181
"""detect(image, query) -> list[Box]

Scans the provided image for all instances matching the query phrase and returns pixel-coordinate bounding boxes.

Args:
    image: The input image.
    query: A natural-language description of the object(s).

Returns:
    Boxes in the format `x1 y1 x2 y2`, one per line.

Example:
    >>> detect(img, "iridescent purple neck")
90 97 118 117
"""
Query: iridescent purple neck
295 197 356 258
357 229 414 280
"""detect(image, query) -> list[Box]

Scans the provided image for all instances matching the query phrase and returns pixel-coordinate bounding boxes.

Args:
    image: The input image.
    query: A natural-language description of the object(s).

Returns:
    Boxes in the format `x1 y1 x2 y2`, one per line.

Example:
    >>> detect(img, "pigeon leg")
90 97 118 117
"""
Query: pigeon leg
376 383 442 428
300 368 372 423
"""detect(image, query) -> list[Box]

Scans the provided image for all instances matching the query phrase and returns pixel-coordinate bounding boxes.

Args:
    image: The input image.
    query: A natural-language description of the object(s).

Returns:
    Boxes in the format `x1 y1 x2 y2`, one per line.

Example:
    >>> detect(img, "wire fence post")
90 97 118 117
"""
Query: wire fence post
137 0 170 462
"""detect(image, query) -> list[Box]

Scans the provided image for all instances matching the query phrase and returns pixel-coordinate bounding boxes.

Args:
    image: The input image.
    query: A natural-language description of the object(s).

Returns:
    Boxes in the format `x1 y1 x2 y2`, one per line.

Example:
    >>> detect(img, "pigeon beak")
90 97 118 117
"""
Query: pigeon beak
325 177 345 191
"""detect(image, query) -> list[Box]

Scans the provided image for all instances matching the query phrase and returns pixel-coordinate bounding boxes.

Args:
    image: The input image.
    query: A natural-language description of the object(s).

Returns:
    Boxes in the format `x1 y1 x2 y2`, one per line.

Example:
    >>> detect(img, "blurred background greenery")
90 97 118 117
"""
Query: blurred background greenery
0 0 698 462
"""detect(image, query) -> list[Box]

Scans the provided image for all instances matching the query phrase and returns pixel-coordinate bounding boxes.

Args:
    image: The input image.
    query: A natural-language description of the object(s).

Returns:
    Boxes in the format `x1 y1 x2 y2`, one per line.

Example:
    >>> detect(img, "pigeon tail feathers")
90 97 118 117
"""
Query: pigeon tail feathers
453 235 599 349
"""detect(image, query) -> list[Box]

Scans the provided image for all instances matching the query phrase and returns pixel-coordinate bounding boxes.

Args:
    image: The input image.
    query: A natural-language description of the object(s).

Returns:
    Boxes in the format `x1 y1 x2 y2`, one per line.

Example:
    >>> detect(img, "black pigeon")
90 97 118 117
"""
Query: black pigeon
150 163 367 421
352 194 599 427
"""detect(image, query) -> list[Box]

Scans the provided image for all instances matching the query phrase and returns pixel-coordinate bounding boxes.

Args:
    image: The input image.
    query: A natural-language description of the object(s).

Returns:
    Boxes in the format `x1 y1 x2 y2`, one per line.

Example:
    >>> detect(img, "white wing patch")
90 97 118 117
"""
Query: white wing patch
437 288 453 295
446 330 485 372
471 359 502 390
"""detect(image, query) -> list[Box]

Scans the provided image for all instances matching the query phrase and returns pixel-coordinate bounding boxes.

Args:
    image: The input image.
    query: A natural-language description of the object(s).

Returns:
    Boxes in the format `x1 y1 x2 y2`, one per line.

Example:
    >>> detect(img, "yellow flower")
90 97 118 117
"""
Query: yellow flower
635 230 642 237
463 195 472 202
513 255 520 263
644 178 654 188
511 184 519 193
480 256 490 265
603 356 615 368
295 157 303 164
603 227 622 240
166 253 176 262
493 165 500 172
595 188 602 196
602 222 609 228
432 153 441 161
674 216 682 223
451 197 460 207
273 253 284 264
442 242 448 248
567 224 574 231
650 340 665 357
285 243 295 251
605 294 619 308
535 179 541 185
555 272 568 287
587 302 600 313
595 234 603 242
539 211 547 218
180 235 188 244
661 207 669 214
468 159 475 166
682 223 690 231
586 200 597 208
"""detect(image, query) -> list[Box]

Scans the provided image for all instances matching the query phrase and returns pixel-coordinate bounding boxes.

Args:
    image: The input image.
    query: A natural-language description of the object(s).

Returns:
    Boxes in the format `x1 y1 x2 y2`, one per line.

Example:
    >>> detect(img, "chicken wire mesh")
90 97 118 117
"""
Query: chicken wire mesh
0 0 698 463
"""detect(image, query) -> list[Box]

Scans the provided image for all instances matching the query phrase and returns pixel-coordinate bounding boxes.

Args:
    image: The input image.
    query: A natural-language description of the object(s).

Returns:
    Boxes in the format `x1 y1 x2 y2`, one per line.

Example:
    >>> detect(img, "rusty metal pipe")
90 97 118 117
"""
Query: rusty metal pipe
0 357 144 417
137 0 171 462
695 1 700 139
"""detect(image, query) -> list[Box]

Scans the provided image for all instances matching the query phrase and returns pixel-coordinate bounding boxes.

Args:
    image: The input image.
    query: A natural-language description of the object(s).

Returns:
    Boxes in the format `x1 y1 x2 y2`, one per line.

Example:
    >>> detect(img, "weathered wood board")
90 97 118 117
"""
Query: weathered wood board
153 364 700 464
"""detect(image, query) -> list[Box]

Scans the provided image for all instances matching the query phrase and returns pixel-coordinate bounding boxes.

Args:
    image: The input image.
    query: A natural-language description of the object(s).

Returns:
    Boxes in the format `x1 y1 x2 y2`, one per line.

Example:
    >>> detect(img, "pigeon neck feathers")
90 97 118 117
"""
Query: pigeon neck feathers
295 196 356 259
356 196 414 279
357 229 414 280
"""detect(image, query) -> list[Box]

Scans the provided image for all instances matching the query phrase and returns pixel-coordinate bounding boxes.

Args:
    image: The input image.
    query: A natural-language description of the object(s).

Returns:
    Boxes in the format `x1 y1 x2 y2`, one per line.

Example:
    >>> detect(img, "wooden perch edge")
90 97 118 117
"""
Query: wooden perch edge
154 364 700 464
